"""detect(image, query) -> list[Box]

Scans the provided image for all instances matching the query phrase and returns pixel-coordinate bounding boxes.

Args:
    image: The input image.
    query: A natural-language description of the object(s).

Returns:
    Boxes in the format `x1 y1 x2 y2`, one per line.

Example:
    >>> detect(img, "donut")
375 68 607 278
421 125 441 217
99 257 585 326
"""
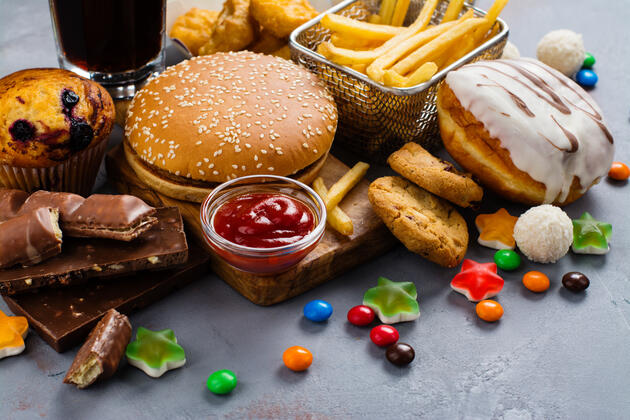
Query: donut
437 58 614 206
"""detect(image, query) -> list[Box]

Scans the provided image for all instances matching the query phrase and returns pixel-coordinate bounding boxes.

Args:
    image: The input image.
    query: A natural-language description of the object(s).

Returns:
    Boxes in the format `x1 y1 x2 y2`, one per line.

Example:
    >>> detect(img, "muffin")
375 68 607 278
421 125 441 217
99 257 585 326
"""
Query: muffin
0 68 115 195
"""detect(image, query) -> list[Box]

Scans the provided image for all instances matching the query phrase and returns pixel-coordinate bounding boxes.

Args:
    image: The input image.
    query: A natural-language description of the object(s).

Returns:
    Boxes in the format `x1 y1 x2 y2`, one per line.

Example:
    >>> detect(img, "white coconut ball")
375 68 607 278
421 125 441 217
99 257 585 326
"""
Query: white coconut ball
514 205 573 263
536 29 585 76
501 41 520 60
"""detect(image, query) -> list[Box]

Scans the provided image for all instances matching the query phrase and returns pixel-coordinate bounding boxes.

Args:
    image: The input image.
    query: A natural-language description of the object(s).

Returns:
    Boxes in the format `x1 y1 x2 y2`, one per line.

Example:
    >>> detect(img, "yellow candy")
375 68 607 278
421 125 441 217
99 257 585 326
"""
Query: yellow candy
475 208 518 250
0 310 28 359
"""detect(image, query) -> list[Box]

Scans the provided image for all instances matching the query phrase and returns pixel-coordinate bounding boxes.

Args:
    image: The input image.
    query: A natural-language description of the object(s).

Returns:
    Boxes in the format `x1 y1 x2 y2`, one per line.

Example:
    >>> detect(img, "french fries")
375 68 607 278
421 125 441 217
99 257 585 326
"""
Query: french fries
367 14 382 24
317 0 509 88
313 178 354 236
441 0 465 23
391 0 411 27
320 14 405 41
325 162 370 212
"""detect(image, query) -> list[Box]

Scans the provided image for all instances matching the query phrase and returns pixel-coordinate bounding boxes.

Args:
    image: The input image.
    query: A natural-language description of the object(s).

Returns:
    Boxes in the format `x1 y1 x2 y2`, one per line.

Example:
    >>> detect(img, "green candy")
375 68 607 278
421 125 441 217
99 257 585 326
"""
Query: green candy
125 327 186 378
572 212 611 255
494 249 521 271
363 277 420 324
583 52 595 69
207 369 238 395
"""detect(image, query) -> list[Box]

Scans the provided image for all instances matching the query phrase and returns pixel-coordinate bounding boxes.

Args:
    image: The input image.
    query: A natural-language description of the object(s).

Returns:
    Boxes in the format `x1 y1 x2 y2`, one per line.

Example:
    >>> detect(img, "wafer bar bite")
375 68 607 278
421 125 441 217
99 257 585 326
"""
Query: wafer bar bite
0 189 28 221
0 207 63 269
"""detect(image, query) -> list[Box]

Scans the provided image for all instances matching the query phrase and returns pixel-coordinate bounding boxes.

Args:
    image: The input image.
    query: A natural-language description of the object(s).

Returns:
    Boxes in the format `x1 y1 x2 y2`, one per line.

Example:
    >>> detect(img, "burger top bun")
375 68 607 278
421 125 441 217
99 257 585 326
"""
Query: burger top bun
124 51 338 184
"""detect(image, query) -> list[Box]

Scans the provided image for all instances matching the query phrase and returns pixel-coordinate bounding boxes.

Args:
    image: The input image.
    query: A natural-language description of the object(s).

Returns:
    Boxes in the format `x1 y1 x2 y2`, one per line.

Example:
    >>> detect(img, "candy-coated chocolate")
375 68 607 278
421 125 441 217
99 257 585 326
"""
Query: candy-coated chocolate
608 162 630 181
363 277 420 324
347 305 375 326
125 327 186 378
583 52 595 69
562 272 590 292
303 299 333 322
475 208 518 250
476 300 504 322
494 249 521 271
572 212 612 255
386 342 415 366
283 346 313 371
0 310 28 359
450 259 504 302
207 369 238 395
522 271 550 293
370 325 399 347
575 69 598 87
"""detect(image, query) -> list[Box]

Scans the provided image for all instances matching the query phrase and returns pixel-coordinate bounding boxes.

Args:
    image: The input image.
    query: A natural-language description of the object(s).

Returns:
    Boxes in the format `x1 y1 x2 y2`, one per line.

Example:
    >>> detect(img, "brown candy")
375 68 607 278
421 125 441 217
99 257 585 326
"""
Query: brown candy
0 189 28 221
0 207 62 269
562 272 590 292
64 309 132 388
386 342 415 366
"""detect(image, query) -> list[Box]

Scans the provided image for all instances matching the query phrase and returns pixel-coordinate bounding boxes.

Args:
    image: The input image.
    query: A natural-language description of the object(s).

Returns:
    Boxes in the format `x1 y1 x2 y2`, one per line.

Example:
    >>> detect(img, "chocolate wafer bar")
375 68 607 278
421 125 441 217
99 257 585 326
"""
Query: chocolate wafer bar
0 189 28 221
0 207 188 295
16 191 157 242
0 207 63 269
64 309 131 389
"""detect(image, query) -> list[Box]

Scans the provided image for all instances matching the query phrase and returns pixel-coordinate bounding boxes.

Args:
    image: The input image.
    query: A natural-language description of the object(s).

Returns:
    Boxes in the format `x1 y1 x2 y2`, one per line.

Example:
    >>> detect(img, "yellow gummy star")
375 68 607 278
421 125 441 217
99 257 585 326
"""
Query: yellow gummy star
0 310 28 359
475 208 518 250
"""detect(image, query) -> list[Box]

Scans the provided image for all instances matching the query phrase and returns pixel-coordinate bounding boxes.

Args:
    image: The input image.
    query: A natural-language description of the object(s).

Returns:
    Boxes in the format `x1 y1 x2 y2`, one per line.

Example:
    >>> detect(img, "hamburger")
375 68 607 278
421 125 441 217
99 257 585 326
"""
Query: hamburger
124 51 338 202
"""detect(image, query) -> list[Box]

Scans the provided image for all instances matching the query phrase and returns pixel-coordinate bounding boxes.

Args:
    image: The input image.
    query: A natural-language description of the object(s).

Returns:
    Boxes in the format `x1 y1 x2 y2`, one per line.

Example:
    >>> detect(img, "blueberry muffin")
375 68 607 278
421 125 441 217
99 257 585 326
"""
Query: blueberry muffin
0 68 115 194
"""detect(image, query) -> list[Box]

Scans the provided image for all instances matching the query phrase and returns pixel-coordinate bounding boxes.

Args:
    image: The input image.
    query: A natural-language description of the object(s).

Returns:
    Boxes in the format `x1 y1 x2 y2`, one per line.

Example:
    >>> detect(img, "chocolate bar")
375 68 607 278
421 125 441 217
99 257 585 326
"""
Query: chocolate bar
0 189 28 221
3 245 209 352
0 207 188 295
0 207 63 269
15 190 157 242
64 309 131 388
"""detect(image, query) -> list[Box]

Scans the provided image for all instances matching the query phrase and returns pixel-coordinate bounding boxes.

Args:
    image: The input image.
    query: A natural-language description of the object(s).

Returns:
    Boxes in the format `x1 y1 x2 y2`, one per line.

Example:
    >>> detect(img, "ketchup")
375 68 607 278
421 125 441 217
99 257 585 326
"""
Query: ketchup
213 193 316 248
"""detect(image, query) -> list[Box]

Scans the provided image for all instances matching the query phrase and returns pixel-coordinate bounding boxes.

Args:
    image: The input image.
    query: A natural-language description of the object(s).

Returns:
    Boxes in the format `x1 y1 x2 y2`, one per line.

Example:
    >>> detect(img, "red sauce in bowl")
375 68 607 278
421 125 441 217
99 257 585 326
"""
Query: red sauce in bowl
213 193 315 249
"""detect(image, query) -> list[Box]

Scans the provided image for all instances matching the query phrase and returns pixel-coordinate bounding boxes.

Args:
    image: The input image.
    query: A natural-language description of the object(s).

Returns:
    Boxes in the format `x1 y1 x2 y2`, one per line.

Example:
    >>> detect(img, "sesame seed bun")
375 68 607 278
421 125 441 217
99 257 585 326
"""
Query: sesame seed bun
124 51 338 202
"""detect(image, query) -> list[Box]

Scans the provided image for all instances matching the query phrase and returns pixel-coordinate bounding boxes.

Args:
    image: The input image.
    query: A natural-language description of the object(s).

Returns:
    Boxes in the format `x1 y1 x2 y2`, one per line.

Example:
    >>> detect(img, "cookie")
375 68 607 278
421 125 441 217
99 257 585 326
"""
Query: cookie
387 142 483 208
368 176 468 268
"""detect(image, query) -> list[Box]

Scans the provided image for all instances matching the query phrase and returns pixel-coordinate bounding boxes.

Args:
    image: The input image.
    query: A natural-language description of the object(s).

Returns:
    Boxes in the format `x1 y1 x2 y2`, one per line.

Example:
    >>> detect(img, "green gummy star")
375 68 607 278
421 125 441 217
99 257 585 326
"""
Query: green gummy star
363 277 420 324
572 212 612 255
126 327 186 378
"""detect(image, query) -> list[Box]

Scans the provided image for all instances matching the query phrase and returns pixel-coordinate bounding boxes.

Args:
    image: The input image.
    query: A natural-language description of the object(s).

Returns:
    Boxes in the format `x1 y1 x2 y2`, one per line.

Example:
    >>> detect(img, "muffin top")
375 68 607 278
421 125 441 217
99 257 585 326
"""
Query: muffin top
0 68 115 168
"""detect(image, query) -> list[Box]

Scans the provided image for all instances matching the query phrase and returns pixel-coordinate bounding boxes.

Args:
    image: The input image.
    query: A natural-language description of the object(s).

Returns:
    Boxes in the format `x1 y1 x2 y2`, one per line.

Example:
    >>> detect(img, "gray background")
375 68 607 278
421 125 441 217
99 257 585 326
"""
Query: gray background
1 1 630 419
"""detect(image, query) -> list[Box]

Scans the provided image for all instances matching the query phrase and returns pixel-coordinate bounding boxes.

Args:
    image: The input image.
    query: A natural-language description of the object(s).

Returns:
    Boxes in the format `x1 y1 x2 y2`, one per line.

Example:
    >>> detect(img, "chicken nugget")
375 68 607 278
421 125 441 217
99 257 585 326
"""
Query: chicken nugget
272 45 292 60
248 29 287 55
199 0 256 56
250 0 318 39
170 8 219 56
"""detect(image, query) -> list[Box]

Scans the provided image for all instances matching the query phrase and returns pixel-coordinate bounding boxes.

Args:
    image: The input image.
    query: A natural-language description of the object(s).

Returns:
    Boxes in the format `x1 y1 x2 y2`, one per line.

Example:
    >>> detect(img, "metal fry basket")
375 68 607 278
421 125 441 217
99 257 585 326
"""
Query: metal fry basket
289 0 509 162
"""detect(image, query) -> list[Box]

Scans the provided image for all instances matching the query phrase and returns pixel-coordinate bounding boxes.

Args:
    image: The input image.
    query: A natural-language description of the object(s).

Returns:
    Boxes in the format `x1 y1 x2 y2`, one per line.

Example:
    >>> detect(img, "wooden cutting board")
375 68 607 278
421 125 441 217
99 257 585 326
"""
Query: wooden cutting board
106 144 397 305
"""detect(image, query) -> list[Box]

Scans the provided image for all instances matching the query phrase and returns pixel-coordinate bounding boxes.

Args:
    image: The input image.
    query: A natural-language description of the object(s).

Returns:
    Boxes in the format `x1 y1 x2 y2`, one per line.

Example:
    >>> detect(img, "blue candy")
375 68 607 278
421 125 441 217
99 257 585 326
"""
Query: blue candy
303 299 333 322
576 69 598 87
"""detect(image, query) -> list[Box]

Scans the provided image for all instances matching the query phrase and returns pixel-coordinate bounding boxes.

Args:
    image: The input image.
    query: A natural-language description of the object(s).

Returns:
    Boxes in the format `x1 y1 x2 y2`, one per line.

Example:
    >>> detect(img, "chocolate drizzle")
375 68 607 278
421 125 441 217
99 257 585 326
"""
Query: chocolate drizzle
477 78 535 117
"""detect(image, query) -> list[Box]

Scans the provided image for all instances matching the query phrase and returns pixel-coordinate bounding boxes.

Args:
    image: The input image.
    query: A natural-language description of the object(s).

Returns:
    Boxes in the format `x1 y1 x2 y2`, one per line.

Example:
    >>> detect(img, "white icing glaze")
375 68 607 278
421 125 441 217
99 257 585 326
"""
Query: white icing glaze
445 58 614 203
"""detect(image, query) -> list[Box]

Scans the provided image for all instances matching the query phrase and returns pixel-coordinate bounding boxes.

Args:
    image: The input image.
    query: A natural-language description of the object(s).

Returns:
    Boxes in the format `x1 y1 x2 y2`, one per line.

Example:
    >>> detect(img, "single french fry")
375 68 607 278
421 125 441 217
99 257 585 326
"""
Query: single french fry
391 17 485 77
313 178 354 236
412 0 439 31
379 0 397 25
472 0 509 43
383 69 408 87
391 0 411 26
320 14 405 41
367 14 382 24
366 17 466 82
325 162 370 212
330 33 383 50
383 62 438 87
441 0 465 22
350 63 368 74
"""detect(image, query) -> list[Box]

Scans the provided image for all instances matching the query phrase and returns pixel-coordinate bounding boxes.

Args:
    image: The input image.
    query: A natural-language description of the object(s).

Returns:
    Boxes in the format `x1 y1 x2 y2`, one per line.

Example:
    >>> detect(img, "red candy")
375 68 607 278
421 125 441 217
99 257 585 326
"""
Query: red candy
450 259 504 302
347 305 375 326
370 325 399 347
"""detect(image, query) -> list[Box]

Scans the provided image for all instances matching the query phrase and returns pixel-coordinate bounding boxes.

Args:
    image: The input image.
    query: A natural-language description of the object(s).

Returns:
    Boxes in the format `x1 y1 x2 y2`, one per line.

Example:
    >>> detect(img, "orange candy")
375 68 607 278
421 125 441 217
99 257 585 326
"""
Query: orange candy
475 300 503 322
0 310 28 359
522 271 550 292
283 346 313 371
608 162 630 181
475 208 518 250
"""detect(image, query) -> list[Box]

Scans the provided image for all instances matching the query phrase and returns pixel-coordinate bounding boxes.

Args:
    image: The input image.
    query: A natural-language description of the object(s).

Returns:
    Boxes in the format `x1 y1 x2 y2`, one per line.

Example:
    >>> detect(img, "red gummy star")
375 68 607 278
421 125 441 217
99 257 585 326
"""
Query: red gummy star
450 259 504 302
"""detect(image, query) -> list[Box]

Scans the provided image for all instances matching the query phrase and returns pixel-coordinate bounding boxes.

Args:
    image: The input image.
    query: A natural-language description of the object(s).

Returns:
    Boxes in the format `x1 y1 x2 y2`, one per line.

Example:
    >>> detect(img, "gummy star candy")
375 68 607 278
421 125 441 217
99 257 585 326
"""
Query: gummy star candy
572 212 612 255
450 259 504 302
475 208 518 250
126 327 186 378
363 277 420 324
0 310 28 359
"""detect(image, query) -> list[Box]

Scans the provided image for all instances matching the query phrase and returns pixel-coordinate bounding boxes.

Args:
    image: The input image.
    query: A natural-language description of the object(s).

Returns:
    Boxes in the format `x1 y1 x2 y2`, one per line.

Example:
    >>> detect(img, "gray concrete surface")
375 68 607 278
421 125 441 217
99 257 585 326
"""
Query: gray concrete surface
1 1 630 419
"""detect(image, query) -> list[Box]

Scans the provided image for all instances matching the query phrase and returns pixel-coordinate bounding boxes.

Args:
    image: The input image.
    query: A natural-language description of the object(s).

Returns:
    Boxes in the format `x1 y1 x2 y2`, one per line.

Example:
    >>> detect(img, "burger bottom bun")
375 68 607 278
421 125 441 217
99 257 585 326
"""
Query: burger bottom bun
436 83 587 207
124 141 328 203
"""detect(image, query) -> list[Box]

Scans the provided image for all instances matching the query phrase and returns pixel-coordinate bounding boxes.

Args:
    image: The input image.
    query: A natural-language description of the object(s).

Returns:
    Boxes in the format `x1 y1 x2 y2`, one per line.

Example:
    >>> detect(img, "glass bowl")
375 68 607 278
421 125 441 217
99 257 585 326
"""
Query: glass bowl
200 175 327 275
